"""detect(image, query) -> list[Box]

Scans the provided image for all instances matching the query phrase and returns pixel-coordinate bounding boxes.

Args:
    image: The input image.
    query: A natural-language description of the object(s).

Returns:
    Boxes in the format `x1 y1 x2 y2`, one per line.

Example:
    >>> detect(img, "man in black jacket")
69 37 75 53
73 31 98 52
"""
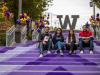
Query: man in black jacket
39 26 52 58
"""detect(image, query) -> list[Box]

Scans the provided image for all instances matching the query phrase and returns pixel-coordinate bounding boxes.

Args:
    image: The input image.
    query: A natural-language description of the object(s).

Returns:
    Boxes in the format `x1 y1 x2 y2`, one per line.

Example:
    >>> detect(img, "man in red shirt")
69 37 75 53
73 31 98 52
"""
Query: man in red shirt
79 25 94 54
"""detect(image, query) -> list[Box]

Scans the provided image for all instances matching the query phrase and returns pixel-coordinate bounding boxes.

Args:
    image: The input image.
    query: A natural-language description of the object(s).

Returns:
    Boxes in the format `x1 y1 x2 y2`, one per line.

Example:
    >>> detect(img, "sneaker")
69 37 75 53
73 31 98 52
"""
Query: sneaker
60 50 64 55
90 51 93 54
39 54 43 58
54 51 57 54
60 52 64 55
47 51 51 54
69 50 72 54
80 50 83 54
73 50 76 54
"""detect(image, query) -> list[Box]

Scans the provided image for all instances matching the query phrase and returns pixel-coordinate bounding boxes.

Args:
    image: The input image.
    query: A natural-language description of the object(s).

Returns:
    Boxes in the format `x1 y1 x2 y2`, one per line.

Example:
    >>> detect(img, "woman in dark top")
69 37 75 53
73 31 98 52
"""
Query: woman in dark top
66 30 77 54
52 28 64 55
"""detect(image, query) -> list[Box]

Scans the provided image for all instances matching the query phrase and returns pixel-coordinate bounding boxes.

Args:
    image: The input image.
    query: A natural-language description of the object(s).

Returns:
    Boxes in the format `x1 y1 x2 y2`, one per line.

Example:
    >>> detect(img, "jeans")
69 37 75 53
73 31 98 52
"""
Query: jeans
40 39 52 54
79 37 94 51
54 41 65 54
55 41 64 50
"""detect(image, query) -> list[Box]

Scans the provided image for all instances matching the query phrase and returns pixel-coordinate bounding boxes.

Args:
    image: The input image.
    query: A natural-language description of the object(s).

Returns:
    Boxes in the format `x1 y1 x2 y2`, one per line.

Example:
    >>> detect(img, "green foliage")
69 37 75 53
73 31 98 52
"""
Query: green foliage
93 0 100 9
6 0 18 24
0 32 6 46
23 0 53 20
6 0 53 23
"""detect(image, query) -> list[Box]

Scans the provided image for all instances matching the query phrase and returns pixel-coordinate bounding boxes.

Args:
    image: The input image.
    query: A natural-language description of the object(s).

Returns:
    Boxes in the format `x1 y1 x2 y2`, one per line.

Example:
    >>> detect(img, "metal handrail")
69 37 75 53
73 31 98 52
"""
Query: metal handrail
21 26 27 43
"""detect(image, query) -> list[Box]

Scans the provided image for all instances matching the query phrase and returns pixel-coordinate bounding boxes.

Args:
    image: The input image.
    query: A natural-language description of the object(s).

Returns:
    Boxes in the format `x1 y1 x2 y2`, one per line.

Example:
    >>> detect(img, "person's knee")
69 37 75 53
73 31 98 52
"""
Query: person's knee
57 41 62 49
79 39 84 48
90 40 94 47
79 40 83 45
49 39 52 43
40 42 43 47
79 38 83 41
90 37 94 40
57 41 61 44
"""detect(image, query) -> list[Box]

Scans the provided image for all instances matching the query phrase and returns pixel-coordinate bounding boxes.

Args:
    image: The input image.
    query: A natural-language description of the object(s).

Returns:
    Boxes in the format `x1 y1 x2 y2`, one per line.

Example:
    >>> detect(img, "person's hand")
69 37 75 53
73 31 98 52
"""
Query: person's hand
52 44 54 48
38 40 42 42
83 38 89 43
68 43 70 45
82 37 90 39
43 41 47 44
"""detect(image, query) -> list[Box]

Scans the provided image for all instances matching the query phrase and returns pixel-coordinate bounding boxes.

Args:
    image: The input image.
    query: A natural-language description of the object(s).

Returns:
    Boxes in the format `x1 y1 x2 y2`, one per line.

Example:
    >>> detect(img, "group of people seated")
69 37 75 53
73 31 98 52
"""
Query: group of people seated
38 25 94 58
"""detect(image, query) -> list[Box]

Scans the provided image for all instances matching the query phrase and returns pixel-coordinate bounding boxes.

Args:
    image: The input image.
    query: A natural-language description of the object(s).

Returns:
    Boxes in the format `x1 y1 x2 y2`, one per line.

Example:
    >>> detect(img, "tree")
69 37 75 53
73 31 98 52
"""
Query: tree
22 0 53 20
6 0 18 24
93 0 100 9
6 0 53 23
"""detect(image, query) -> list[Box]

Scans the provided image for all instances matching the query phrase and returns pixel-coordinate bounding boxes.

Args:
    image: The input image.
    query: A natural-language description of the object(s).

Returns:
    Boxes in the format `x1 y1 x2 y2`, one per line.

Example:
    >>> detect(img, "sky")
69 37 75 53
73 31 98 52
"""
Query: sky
46 0 100 30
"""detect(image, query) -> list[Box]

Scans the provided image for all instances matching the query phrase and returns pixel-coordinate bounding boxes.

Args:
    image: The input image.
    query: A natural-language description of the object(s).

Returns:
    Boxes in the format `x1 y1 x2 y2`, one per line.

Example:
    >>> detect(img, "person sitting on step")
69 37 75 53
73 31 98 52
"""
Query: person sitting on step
52 28 64 56
66 29 77 55
79 25 94 54
39 26 52 58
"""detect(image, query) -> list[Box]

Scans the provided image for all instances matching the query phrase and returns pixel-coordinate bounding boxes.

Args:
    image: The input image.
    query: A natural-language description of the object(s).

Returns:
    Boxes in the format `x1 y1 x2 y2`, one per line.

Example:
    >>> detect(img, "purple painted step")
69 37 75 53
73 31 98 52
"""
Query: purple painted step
22 41 38 47
0 39 99 75
14 41 38 47
0 47 15 53
1 60 100 63
19 65 100 71
0 61 99 65
94 41 100 45
7 58 100 62
16 53 100 58
5 71 100 75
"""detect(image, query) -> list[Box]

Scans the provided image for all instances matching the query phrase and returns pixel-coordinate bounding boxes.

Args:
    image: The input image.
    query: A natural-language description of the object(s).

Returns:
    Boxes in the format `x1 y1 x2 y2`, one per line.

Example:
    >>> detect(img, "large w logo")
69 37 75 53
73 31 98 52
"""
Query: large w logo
57 15 79 29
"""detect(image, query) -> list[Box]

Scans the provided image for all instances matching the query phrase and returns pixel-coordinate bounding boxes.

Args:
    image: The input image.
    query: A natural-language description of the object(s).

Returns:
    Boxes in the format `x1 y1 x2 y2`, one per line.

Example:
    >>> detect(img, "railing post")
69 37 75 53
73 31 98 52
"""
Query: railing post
6 25 16 46
21 26 27 44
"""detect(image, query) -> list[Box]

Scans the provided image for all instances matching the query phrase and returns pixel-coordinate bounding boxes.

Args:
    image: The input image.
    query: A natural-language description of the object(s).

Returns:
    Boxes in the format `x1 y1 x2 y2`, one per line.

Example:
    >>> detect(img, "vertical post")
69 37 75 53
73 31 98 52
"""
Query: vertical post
90 0 96 18
18 0 22 18
93 2 95 19
51 13 52 26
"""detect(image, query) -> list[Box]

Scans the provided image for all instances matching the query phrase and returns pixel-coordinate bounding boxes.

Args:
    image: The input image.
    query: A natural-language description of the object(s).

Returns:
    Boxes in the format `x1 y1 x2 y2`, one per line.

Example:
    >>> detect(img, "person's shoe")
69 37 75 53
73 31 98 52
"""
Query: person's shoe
69 50 72 55
60 50 64 55
90 50 93 54
47 51 51 54
80 50 83 54
60 52 64 56
54 51 57 54
73 50 76 54
69 50 72 54
39 54 43 58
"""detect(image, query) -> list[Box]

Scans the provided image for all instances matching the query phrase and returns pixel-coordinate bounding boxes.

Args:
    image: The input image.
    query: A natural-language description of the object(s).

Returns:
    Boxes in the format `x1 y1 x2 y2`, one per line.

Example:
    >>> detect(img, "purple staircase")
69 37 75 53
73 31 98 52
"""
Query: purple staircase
0 33 100 75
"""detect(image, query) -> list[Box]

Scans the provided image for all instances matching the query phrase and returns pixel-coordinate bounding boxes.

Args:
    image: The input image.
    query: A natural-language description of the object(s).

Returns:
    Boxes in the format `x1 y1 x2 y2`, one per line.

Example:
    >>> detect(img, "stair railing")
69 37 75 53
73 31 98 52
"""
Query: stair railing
6 25 16 46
